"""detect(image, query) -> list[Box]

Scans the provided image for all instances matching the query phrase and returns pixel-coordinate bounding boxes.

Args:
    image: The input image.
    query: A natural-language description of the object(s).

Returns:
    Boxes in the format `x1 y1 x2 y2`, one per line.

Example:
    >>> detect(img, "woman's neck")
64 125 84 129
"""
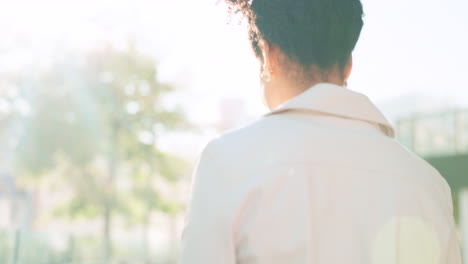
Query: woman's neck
267 71 345 109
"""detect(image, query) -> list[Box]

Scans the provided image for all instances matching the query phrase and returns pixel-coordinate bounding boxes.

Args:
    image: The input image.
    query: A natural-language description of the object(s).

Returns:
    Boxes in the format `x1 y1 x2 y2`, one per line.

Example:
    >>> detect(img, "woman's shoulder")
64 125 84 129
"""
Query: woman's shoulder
210 115 287 150
201 115 304 167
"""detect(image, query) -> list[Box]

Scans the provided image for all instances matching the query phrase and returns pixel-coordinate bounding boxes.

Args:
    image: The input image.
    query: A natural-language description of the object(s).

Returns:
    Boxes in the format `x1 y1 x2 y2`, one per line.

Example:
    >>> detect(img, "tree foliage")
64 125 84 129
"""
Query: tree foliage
8 45 191 261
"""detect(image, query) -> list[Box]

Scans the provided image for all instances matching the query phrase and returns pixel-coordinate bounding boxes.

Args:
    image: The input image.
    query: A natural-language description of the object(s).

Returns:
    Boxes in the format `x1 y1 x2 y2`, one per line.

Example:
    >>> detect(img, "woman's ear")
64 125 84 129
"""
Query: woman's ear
259 39 272 71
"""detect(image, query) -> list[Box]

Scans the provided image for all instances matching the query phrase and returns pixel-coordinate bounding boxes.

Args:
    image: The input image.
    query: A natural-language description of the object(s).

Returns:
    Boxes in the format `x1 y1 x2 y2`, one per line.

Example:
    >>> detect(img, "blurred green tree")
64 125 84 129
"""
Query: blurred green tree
12 45 191 263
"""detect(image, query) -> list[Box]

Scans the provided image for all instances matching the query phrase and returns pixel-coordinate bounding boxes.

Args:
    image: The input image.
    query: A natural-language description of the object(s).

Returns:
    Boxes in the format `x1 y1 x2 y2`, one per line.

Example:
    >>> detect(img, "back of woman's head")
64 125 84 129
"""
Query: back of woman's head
226 0 364 72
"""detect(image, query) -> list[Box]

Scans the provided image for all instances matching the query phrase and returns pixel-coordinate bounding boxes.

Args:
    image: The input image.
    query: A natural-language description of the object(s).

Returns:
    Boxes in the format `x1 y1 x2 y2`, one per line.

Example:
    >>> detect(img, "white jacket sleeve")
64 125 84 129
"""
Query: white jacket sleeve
179 142 236 264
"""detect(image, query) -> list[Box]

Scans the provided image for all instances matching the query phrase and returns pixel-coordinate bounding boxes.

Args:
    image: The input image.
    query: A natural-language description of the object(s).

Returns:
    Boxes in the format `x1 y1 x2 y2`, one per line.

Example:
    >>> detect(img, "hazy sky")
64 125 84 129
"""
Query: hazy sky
1 0 467 124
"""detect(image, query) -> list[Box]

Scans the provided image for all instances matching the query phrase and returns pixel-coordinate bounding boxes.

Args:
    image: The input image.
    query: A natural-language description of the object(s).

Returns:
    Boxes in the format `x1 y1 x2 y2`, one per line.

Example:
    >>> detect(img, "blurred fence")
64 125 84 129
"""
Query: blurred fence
396 109 468 157
0 229 176 264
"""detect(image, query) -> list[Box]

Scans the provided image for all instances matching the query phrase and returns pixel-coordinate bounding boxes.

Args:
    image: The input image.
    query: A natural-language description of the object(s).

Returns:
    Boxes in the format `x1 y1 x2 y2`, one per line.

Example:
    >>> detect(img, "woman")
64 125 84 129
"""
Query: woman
180 0 462 263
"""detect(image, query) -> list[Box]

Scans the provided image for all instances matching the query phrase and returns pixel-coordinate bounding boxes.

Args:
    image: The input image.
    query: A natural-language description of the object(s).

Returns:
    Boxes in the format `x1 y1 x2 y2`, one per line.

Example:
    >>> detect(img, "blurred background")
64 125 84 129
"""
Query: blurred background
0 0 467 263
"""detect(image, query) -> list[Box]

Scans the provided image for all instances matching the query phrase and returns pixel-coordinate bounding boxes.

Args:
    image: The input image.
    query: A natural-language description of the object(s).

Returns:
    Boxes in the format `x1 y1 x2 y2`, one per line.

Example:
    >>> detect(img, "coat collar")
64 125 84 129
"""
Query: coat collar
264 83 395 138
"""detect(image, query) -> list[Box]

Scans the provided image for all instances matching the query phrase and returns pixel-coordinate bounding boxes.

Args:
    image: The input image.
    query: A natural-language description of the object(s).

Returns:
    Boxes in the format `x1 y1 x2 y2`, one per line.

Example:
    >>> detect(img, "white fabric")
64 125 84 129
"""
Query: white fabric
180 83 462 264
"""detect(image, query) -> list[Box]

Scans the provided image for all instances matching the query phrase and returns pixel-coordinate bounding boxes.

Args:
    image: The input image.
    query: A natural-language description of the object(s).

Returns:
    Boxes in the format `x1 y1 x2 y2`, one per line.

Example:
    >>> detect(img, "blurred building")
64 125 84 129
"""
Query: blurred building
378 93 457 124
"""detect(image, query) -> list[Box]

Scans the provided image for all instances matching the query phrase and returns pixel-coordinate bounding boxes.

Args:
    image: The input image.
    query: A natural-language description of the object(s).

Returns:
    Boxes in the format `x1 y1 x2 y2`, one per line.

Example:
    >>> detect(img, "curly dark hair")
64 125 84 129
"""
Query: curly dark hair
225 0 364 72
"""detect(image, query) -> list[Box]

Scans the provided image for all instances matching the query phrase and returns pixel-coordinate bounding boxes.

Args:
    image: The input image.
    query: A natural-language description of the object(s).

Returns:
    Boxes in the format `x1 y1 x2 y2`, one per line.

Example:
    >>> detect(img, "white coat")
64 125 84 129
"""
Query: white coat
180 83 462 264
